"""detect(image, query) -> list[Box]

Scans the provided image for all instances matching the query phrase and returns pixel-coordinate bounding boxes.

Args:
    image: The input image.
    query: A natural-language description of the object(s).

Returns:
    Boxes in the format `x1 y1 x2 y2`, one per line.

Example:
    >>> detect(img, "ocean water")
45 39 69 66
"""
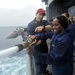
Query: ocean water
0 26 28 75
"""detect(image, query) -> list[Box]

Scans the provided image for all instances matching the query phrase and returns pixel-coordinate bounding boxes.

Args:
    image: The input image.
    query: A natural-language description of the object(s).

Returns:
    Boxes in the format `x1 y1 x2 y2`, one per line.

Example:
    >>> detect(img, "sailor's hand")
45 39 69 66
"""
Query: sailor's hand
22 42 32 54
26 46 32 54
22 42 30 48
28 35 42 45
35 40 42 45
35 26 44 32
28 35 36 41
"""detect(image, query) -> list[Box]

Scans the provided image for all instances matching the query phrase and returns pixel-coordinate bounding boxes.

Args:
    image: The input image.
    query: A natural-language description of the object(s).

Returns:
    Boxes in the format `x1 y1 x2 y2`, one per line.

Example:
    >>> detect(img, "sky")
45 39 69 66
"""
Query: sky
0 0 45 27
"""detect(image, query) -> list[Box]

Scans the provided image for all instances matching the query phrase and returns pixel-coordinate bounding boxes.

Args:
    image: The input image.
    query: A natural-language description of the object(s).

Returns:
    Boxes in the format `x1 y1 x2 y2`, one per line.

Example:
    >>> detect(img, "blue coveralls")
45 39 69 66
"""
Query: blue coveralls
27 18 49 75
35 25 75 75
72 24 75 52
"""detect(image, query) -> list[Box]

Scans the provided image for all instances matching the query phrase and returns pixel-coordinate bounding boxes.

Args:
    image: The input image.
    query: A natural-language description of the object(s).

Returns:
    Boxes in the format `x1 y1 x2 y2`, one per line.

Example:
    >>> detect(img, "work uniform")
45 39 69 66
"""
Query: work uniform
27 18 49 75
72 24 75 52
35 26 75 75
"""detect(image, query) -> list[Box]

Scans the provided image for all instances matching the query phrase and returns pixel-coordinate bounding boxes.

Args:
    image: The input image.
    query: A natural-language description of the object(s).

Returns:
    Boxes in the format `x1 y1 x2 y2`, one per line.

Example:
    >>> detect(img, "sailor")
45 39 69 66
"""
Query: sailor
28 16 75 75
27 8 51 75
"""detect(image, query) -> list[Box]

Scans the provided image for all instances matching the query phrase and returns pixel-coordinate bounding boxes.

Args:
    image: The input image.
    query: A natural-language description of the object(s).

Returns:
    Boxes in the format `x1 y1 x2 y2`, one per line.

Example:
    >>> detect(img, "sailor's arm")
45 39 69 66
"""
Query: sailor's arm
44 25 52 31
35 25 52 32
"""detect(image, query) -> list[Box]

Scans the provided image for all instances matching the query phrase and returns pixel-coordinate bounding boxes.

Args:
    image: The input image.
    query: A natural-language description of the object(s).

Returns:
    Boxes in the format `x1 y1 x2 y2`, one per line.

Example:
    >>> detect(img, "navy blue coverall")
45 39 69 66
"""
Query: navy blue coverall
35 25 75 75
27 18 49 75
